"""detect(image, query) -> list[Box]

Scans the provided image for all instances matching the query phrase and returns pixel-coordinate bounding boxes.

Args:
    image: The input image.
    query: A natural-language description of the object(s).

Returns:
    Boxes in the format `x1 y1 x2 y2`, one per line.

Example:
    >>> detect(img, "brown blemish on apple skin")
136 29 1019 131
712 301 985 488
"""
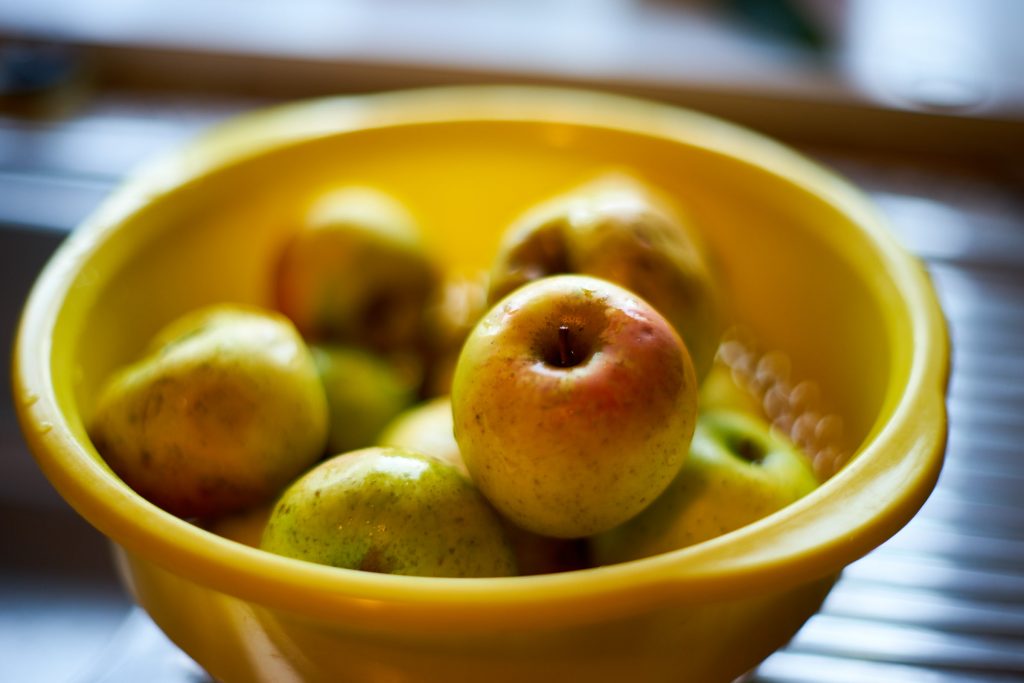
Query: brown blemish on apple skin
359 546 391 573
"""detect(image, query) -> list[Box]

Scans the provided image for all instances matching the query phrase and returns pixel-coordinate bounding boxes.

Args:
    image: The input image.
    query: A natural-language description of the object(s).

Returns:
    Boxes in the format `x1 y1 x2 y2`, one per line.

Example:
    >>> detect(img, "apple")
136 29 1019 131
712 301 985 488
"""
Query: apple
589 410 819 565
452 274 699 539
259 447 518 578
420 270 490 397
312 344 420 456
503 523 590 576
89 304 328 519
488 172 722 382
275 186 438 353
377 397 587 573
375 395 467 475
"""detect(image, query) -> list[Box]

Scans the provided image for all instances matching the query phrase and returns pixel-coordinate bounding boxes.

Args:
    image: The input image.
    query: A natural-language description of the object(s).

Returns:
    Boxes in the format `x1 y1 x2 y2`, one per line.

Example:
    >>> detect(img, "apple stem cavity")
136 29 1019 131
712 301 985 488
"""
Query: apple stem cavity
544 323 589 369
557 325 575 367
732 437 766 464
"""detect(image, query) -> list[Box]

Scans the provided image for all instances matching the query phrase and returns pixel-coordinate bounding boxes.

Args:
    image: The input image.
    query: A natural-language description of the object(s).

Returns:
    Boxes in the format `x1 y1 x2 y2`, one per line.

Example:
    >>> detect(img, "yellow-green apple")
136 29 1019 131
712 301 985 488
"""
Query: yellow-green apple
312 344 420 456
89 304 328 519
377 396 587 573
488 173 722 382
275 186 438 352
590 410 819 565
420 270 490 397
260 447 517 577
376 395 467 475
452 274 699 538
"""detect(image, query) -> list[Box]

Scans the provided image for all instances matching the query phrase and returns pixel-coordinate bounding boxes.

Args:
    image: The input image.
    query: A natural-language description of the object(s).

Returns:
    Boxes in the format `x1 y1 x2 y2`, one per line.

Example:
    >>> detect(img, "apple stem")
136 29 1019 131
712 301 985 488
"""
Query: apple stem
558 325 574 367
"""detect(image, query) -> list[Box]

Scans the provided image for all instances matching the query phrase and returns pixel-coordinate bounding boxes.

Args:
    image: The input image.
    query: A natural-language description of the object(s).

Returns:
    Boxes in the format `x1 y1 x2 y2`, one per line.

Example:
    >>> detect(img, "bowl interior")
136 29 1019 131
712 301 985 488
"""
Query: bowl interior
69 119 893 454
18 89 946 623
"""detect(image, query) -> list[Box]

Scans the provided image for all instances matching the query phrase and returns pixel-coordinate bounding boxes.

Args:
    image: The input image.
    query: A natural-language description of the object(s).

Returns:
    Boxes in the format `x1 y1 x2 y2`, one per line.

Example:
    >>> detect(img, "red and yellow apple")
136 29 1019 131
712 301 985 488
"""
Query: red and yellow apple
275 186 438 353
488 173 722 382
452 274 699 538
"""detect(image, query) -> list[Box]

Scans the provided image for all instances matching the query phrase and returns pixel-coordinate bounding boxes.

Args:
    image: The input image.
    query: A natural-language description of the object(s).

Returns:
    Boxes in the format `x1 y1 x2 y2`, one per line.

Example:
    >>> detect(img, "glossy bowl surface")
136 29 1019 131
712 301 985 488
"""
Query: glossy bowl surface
13 86 949 683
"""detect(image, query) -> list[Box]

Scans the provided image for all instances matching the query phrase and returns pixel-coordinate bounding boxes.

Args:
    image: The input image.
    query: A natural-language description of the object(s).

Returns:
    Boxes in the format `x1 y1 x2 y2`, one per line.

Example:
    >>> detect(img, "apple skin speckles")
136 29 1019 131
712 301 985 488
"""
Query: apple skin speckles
260 447 518 578
589 410 819 565
89 305 328 519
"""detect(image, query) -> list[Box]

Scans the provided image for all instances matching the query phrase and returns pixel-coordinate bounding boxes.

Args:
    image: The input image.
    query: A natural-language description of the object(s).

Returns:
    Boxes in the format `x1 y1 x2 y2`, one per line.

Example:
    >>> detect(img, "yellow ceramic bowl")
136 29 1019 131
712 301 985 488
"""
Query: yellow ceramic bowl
13 87 948 683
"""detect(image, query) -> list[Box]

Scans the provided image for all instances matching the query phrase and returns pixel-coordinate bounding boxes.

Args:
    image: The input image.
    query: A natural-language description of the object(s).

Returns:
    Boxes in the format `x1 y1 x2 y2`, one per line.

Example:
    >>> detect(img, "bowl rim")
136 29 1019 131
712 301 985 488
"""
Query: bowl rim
12 85 949 630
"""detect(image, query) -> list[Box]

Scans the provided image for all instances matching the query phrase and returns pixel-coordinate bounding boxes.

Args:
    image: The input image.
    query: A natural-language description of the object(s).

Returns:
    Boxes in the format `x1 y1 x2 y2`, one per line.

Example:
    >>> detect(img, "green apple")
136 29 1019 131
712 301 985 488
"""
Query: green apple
488 173 722 382
260 447 518 578
275 186 438 353
376 395 467 475
590 410 819 565
312 344 420 456
89 304 328 519
377 397 587 573
452 274 699 539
